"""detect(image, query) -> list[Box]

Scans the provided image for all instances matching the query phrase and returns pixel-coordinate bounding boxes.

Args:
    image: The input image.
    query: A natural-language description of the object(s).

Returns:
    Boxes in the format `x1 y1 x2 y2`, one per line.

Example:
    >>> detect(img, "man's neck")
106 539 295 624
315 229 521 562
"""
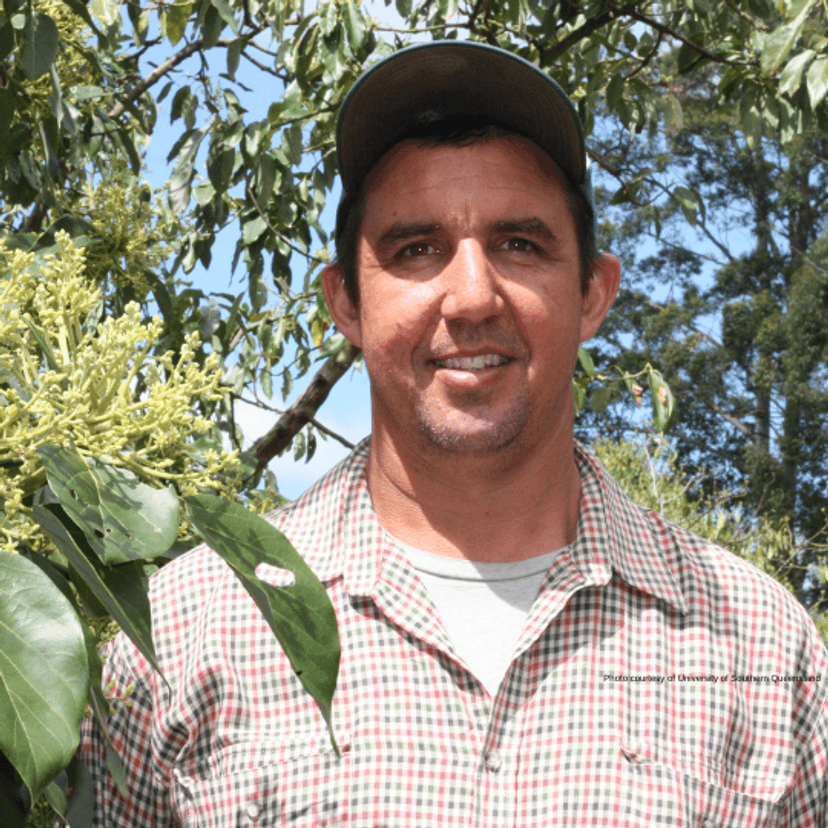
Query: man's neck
366 428 582 563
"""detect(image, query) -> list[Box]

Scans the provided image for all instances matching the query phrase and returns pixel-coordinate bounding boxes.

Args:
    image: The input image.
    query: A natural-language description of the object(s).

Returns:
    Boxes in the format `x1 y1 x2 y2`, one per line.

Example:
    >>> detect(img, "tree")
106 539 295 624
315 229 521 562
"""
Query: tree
582 59 828 607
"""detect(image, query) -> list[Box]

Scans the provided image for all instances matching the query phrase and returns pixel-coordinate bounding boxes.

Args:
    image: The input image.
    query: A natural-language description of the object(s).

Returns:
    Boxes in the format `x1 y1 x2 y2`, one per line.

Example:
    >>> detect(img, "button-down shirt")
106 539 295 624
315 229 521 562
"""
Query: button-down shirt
80 440 828 826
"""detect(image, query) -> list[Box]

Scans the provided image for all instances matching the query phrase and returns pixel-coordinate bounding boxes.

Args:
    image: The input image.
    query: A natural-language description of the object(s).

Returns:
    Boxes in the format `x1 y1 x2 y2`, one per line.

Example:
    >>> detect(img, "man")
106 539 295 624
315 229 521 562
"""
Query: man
81 42 828 826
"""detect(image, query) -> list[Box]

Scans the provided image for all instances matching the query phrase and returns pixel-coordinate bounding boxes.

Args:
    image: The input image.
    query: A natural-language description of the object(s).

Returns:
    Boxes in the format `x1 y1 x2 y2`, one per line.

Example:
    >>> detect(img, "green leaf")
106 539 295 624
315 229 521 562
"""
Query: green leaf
226 36 243 79
37 446 180 566
760 0 816 76
22 316 60 371
320 0 338 36
663 95 684 131
343 2 366 51
577 345 595 377
572 377 587 414
211 0 238 34
162 0 192 46
20 12 59 80
672 185 698 226
242 214 267 245
0 552 89 802
648 371 676 433
185 496 341 751
606 75 624 115
30 503 166 683
806 56 828 108
254 154 277 211
0 21 14 62
779 49 814 95
202 3 223 48
590 384 612 414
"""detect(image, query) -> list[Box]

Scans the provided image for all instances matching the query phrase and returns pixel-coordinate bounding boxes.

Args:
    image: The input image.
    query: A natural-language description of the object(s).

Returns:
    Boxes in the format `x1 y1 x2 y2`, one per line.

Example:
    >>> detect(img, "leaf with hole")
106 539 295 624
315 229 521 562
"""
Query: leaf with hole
37 445 179 566
185 495 340 752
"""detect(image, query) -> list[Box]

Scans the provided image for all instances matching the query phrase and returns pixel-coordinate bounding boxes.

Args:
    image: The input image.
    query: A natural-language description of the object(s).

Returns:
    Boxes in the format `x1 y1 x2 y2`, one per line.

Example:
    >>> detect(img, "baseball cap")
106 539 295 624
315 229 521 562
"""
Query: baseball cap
335 40 593 211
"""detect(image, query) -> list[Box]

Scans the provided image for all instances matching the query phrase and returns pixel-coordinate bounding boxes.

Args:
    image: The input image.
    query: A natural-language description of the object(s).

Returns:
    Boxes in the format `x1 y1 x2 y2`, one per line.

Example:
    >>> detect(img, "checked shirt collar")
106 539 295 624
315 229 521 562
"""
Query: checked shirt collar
275 438 688 657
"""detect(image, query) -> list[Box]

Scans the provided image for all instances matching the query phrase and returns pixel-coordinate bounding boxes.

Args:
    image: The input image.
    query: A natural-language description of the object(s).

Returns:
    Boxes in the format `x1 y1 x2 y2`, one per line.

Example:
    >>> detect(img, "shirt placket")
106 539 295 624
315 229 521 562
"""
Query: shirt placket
472 558 613 827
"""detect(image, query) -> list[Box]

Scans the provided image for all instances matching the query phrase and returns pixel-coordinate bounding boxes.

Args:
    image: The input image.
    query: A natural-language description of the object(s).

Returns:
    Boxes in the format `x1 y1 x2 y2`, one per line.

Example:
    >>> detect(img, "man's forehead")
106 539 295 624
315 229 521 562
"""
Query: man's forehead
361 135 571 209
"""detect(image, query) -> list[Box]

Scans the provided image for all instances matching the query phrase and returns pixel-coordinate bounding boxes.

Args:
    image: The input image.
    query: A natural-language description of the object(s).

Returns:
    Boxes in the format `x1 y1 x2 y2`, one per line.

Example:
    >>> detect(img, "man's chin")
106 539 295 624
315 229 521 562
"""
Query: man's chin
414 407 529 456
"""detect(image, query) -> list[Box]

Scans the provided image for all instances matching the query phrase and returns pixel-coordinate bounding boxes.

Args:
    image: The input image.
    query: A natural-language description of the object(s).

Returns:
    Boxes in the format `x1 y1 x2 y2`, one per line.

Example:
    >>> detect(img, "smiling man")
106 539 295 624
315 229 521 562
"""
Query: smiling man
80 42 828 827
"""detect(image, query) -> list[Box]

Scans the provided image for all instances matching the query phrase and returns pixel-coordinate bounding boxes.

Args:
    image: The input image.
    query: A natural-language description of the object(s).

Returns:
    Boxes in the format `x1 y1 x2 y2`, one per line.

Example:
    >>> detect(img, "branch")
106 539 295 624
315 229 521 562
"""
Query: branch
544 4 639 63
250 342 361 472
109 37 205 119
627 8 725 67
108 30 265 120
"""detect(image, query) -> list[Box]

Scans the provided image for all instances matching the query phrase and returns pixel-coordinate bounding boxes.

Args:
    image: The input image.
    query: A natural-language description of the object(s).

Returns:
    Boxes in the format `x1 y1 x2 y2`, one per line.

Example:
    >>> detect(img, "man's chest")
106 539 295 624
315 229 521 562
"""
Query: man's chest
158 585 792 827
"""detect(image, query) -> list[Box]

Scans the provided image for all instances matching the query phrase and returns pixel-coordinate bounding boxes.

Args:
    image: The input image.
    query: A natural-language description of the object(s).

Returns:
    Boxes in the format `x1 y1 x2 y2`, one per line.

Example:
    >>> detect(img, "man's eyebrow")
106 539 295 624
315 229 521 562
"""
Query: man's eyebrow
378 222 441 244
494 218 553 238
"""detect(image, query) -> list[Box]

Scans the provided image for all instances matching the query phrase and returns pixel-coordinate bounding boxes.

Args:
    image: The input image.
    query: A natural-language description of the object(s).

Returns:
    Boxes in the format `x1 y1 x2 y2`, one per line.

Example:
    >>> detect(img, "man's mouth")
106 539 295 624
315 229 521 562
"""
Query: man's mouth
433 354 511 371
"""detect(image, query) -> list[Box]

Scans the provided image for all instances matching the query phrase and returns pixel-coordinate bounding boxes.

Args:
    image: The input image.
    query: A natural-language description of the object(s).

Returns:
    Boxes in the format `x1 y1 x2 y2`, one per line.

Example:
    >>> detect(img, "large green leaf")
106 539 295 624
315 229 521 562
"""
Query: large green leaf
806 56 828 108
37 445 180 566
0 552 89 802
20 12 59 80
760 0 816 77
185 496 341 751
30 504 166 683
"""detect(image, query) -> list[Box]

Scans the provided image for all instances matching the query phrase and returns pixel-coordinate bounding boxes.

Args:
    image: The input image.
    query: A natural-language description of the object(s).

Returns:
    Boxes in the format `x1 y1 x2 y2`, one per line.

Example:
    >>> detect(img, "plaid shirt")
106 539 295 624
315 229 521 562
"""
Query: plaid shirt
81 440 828 827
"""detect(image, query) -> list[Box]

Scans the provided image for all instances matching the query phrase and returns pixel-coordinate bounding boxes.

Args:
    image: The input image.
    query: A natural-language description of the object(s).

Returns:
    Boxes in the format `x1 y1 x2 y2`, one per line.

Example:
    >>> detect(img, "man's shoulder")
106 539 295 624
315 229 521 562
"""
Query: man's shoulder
578 443 821 640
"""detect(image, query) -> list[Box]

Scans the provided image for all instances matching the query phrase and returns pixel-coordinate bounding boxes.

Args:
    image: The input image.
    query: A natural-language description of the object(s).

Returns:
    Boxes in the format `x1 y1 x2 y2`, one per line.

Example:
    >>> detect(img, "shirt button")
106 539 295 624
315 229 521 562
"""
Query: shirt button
245 801 261 820
485 750 502 772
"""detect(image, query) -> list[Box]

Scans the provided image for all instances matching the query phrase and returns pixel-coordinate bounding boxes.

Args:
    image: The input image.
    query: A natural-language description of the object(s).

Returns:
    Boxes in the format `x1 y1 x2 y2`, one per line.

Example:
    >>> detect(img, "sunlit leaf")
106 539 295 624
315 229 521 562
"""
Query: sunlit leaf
577 345 595 377
806 56 828 108
760 0 816 76
648 372 676 433
37 445 180 566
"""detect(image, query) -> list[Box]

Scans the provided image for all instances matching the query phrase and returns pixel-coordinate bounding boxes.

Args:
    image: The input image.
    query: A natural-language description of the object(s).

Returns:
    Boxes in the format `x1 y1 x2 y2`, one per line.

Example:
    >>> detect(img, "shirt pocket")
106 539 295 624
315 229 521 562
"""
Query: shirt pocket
620 740 788 828
170 737 350 828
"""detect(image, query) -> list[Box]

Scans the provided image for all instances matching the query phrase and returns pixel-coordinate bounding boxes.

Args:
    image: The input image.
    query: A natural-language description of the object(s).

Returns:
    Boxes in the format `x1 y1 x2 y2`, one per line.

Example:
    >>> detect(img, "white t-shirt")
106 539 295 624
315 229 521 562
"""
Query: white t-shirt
390 535 563 697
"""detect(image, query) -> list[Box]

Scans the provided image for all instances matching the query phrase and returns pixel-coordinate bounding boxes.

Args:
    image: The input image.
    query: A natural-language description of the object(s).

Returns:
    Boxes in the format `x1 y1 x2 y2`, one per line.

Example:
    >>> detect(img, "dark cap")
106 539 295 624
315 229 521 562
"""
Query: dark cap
336 40 592 207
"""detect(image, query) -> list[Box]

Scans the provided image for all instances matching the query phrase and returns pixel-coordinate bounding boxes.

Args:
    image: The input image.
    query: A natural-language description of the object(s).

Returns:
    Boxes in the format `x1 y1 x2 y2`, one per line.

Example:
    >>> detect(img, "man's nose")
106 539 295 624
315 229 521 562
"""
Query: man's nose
439 240 504 323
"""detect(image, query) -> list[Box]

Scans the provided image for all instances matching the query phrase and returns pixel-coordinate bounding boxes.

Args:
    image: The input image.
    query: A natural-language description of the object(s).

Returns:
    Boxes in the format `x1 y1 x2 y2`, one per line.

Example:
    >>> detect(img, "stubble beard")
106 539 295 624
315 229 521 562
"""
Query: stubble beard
412 388 531 456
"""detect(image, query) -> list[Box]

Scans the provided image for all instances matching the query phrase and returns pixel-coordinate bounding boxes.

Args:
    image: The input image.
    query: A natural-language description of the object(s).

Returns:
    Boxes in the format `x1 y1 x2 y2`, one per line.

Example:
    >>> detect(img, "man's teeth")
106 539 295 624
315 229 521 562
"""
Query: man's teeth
435 354 510 371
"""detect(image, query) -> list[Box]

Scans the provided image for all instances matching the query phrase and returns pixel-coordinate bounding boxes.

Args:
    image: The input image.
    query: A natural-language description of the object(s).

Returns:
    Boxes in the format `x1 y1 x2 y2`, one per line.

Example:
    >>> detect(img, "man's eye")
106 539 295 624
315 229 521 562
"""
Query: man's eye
400 242 435 257
499 237 537 252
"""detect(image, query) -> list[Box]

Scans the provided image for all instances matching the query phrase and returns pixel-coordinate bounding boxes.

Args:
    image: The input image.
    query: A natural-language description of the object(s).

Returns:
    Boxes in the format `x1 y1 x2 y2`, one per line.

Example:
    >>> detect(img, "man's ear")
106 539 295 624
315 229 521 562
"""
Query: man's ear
321 264 363 348
579 253 620 343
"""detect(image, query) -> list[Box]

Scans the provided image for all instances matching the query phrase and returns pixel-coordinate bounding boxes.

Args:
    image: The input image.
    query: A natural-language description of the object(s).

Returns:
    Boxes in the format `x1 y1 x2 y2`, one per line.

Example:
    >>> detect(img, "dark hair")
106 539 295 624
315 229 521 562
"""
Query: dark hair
334 117 597 305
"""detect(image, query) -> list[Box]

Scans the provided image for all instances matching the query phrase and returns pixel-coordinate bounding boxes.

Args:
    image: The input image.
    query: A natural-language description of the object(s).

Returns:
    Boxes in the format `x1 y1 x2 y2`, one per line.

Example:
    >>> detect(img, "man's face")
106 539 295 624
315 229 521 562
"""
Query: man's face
325 135 618 459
